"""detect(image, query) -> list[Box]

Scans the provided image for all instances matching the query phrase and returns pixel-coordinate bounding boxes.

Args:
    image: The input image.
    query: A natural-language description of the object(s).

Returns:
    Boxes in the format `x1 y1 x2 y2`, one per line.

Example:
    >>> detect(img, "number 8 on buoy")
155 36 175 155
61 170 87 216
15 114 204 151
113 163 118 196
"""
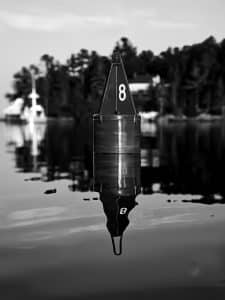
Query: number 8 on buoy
118 84 126 101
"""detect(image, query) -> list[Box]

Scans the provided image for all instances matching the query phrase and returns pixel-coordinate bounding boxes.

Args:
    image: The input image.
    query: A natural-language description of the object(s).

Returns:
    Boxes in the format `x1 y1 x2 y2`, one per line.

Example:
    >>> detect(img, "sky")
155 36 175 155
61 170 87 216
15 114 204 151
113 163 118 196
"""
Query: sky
1 0 225 111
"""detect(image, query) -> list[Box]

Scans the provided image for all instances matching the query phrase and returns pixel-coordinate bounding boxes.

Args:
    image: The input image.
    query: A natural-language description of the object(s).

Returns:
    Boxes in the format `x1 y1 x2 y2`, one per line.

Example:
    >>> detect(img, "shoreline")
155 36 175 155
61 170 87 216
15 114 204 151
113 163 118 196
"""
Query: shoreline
0 116 76 124
157 113 224 124
1 114 224 125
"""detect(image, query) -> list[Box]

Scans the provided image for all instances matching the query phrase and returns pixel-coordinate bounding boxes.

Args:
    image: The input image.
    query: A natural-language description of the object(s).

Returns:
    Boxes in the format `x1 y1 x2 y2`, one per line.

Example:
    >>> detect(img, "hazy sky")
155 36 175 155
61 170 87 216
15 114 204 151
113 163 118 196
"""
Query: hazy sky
1 0 225 111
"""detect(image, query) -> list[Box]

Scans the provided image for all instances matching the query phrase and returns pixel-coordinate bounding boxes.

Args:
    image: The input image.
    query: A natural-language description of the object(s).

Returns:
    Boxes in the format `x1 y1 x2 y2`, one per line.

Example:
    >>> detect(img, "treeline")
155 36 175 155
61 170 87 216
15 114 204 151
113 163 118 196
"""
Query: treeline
6 36 225 117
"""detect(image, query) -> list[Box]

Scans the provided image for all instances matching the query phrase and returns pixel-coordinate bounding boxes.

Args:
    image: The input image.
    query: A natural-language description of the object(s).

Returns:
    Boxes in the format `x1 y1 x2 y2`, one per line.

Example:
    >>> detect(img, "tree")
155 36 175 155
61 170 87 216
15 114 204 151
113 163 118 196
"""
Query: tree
84 52 110 114
138 50 154 75
112 37 138 79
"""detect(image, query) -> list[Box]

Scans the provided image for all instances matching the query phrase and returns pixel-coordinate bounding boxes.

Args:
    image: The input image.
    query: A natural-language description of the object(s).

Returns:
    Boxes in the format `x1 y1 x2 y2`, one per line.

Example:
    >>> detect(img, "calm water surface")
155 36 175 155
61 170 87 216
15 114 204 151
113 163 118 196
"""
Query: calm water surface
1 120 225 299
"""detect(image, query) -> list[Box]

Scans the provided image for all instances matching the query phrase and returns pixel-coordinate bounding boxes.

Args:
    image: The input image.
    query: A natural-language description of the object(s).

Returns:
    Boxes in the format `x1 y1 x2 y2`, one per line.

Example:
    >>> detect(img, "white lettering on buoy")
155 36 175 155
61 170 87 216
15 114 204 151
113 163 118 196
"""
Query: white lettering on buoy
120 207 127 215
119 84 126 101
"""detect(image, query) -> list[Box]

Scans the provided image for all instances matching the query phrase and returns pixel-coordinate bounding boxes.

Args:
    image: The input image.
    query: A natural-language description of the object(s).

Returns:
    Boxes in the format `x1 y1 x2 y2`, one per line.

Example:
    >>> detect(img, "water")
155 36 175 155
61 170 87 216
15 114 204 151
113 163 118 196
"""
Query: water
1 120 225 299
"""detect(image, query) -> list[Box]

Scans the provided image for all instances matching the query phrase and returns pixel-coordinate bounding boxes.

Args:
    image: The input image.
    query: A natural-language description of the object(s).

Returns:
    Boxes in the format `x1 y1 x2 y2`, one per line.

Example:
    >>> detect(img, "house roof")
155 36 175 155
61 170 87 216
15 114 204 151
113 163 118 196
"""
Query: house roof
3 98 24 115
129 82 150 93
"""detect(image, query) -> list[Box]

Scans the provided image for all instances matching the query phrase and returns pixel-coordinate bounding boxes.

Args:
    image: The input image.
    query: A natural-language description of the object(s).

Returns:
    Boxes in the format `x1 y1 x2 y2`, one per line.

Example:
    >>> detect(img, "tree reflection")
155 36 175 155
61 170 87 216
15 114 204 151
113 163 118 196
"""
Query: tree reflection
4 122 225 202
5 120 92 190
141 123 225 198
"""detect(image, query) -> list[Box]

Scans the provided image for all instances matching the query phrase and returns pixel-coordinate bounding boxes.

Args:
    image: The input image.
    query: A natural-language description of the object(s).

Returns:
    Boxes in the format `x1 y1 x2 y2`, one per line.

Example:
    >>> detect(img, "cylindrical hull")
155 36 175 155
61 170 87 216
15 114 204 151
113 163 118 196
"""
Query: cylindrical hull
93 114 141 154
93 153 141 196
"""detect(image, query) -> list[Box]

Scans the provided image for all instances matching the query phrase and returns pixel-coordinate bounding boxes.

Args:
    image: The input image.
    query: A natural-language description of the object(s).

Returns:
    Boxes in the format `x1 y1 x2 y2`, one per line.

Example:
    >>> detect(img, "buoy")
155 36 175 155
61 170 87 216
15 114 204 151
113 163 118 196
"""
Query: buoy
93 52 141 154
92 52 141 255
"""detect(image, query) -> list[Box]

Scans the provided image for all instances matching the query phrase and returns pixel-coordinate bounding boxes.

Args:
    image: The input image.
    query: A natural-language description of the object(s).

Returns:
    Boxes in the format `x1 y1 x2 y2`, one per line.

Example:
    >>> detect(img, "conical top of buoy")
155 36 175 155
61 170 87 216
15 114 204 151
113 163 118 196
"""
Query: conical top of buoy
99 52 136 115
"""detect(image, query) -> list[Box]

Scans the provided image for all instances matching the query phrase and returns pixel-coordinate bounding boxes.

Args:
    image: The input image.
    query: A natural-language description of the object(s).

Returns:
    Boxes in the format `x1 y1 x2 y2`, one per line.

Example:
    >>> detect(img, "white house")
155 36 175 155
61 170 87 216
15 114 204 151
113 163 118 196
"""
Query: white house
3 98 24 119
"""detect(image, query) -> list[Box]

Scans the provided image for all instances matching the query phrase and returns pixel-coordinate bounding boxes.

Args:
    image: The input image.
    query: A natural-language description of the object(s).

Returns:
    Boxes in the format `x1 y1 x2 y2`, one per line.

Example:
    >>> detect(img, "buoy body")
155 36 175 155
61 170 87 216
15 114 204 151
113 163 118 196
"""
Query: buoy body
93 114 140 154
93 153 140 196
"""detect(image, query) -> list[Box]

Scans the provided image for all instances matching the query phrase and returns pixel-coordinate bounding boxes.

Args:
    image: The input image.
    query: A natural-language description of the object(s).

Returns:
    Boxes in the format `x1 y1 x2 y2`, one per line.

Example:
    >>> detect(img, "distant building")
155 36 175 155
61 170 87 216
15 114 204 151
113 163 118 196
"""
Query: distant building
129 76 151 112
129 75 161 113
3 98 24 122
3 83 46 123
129 82 150 93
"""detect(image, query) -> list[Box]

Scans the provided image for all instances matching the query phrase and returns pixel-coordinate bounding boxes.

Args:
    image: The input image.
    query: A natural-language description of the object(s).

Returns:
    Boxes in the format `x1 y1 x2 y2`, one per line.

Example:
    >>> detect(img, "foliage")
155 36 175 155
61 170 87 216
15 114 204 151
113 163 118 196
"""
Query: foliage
6 36 225 118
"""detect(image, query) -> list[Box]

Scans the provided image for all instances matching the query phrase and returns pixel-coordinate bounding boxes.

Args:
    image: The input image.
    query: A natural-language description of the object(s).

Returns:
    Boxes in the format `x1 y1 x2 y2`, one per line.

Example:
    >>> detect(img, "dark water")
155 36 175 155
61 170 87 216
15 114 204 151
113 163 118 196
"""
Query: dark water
1 120 225 299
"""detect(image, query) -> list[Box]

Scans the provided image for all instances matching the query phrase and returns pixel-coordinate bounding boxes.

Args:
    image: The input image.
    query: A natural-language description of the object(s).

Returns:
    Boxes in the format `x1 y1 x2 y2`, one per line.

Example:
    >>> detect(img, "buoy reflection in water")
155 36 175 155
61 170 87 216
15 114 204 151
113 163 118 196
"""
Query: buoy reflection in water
93 153 140 255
